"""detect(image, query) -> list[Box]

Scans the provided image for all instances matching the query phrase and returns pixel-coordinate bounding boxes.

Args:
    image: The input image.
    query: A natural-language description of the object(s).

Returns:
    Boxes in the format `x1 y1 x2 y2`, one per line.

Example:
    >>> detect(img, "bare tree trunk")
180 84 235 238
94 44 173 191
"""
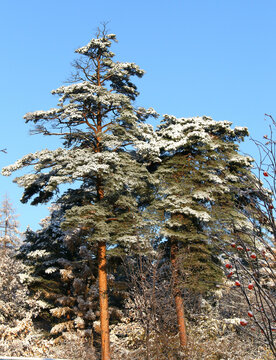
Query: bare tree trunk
170 240 187 348
98 240 110 360
96 164 111 359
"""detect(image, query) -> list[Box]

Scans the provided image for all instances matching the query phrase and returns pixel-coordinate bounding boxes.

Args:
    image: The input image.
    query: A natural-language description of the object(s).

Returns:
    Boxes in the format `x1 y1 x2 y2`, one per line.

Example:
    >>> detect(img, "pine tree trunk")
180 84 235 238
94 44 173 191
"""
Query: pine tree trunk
170 240 187 348
96 122 111 359
98 240 110 360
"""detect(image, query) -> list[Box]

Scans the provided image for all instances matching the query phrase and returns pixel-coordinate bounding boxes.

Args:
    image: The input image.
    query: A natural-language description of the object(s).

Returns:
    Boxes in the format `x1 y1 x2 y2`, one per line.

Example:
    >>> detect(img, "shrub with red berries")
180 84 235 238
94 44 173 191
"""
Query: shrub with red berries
220 115 276 357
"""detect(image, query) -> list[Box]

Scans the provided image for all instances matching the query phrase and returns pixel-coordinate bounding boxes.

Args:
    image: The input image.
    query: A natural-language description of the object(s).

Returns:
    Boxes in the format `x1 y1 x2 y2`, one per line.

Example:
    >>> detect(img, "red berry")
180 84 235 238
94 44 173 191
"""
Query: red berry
227 272 233 278
240 319 248 326
237 245 243 251
263 171 269 177
246 247 250 252
250 253 257 259
230 243 236 248
248 311 253 318
235 280 241 287
248 283 254 290
225 263 232 269
269 204 274 210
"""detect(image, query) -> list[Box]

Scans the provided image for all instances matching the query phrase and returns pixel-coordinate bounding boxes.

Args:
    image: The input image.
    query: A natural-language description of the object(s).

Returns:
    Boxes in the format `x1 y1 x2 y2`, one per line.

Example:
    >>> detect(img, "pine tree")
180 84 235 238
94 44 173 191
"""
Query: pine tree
0 194 21 250
151 115 259 347
19 201 98 341
0 248 33 325
2 27 157 359
20 195 128 344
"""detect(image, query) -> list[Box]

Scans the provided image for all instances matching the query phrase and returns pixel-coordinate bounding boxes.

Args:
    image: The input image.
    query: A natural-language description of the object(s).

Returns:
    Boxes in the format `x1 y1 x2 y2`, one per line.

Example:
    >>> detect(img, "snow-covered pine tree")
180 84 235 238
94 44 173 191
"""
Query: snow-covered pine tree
2 27 157 360
20 193 128 344
0 248 35 326
19 201 98 340
0 194 21 250
152 115 260 347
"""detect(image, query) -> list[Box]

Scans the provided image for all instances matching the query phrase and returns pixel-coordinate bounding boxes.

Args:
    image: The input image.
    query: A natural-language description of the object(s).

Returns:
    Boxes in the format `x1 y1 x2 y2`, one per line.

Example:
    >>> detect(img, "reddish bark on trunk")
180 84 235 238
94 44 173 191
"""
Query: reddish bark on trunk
98 240 111 360
170 240 187 348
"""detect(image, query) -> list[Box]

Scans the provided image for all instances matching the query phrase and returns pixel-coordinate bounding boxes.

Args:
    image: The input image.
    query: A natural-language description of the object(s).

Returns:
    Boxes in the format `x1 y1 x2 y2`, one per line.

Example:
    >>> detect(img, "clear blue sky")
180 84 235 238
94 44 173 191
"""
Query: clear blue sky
1 0 276 232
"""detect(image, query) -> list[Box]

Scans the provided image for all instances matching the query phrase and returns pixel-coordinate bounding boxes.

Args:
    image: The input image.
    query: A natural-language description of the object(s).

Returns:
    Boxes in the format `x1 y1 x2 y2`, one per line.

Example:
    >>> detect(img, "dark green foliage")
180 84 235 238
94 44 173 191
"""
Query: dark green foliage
18 199 130 339
152 116 262 295
178 240 223 294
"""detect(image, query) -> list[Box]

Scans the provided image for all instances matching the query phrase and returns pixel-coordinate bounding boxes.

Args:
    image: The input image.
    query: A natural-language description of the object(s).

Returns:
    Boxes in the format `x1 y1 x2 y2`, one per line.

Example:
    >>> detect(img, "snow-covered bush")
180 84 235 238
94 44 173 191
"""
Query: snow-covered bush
0 249 40 325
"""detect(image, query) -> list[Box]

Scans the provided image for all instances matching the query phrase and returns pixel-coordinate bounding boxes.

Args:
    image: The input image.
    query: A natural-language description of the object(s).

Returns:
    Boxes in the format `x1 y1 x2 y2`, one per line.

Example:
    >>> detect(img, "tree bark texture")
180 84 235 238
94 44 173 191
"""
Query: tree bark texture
98 240 111 360
170 240 187 348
